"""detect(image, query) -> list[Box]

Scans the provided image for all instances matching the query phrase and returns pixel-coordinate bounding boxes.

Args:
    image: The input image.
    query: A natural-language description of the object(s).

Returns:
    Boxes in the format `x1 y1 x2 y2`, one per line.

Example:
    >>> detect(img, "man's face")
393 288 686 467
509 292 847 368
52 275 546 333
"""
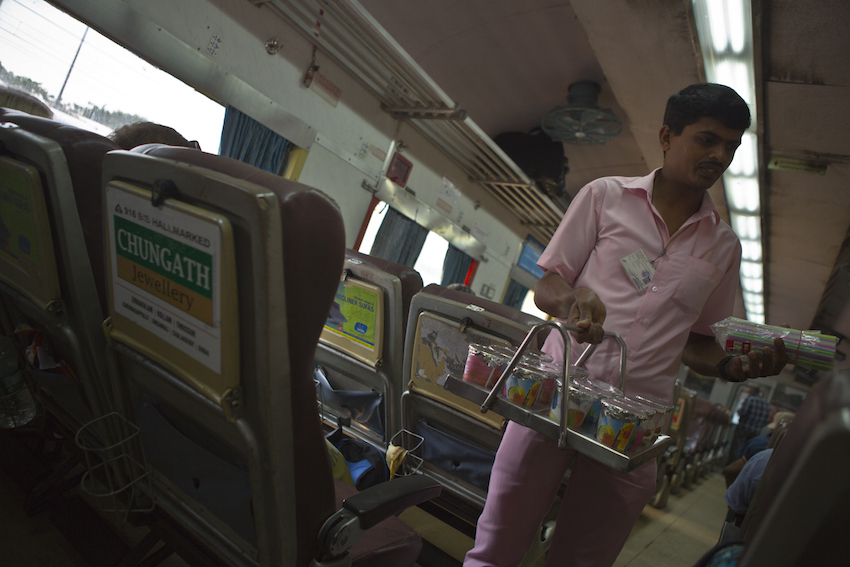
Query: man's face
660 116 745 191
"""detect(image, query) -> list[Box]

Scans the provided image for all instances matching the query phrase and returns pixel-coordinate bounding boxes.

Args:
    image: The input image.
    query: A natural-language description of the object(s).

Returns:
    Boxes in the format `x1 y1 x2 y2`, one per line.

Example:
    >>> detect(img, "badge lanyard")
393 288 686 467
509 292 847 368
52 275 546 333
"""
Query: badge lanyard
650 219 685 267
621 218 689 293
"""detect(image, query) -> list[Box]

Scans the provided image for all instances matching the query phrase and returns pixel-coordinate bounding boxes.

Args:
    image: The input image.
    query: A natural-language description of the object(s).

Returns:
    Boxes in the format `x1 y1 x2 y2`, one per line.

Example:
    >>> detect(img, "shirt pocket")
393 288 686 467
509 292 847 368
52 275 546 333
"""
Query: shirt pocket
670 257 723 315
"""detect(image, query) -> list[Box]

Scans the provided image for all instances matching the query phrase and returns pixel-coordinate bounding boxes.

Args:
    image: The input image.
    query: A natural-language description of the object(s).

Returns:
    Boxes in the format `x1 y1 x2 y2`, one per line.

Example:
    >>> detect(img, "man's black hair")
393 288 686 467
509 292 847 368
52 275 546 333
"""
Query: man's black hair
109 122 195 150
663 83 751 135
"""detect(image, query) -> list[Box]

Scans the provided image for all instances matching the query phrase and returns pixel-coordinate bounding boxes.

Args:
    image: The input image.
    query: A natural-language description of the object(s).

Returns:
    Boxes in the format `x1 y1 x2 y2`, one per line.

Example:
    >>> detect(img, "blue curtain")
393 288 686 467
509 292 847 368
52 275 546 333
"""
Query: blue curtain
370 207 428 267
503 279 529 310
219 105 292 174
441 244 473 286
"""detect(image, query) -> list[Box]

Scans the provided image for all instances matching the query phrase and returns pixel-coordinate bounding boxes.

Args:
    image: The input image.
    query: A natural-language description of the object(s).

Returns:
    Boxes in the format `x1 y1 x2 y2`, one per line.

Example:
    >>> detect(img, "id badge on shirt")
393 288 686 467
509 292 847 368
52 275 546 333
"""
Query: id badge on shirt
620 249 656 293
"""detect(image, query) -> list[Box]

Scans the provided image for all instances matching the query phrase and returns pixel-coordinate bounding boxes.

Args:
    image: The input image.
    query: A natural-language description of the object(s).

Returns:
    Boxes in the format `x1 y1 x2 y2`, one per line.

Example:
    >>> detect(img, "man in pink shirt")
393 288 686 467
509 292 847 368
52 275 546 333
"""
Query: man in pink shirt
464 84 787 567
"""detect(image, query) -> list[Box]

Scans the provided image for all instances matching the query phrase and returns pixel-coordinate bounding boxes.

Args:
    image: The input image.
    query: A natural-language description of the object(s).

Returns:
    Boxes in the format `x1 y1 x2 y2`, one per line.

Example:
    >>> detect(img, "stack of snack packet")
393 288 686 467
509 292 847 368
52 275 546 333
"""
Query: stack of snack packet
710 317 837 372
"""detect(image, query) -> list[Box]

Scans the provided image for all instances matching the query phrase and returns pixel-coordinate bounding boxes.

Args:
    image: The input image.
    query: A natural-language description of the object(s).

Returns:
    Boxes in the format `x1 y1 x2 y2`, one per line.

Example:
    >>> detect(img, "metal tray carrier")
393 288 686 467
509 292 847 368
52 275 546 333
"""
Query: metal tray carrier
441 321 672 472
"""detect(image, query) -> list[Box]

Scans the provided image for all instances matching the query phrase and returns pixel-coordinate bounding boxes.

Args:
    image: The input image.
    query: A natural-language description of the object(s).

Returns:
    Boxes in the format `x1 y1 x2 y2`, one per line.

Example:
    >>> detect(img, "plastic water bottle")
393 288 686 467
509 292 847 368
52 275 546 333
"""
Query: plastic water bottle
0 335 36 428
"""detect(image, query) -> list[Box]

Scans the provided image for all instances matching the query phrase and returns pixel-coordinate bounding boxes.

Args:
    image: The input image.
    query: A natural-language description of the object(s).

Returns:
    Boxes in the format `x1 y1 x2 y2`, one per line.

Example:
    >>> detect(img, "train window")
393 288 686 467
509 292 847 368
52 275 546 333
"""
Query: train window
520 290 548 320
770 383 807 412
358 201 451 286
0 0 225 151
412 231 449 287
357 201 387 255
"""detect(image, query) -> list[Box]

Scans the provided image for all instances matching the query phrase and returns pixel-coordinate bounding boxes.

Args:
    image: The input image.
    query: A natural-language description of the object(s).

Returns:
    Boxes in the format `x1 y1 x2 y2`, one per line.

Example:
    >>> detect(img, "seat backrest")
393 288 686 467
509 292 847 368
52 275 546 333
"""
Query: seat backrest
315 249 423 444
666 387 697 464
739 369 850 566
343 248 423 338
101 145 345 566
404 284 546 428
685 396 713 452
707 404 728 448
0 108 117 430
399 285 547 512
766 417 791 449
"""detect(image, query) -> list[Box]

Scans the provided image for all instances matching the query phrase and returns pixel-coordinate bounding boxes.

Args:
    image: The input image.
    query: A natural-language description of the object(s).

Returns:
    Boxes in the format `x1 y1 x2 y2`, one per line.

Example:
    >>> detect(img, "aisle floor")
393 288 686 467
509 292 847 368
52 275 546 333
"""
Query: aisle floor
401 471 729 567
613 474 727 567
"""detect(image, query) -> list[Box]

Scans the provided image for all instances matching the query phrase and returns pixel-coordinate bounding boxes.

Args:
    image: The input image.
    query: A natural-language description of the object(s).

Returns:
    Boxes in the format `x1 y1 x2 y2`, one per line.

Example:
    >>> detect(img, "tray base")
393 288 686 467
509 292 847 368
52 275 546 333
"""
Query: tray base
441 375 671 473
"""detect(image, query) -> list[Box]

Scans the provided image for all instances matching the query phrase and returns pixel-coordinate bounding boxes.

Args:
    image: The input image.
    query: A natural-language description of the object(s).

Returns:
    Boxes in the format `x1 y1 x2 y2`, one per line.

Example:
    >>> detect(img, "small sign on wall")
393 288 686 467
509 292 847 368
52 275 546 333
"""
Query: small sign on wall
472 223 489 245
311 72 342 107
436 177 460 215
206 33 222 57
767 156 827 176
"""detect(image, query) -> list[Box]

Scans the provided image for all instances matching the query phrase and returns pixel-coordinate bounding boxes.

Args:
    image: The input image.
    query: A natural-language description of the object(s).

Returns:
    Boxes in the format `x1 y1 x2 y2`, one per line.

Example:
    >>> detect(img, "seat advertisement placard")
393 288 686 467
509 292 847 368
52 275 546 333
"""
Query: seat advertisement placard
324 280 379 351
0 162 40 268
107 185 222 373
0 157 59 308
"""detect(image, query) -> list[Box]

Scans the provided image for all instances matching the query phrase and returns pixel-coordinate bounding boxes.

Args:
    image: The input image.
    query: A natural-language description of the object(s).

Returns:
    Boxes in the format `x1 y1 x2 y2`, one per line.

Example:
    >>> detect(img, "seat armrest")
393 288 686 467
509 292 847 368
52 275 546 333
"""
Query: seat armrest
343 475 442 530
719 520 743 546
316 475 442 562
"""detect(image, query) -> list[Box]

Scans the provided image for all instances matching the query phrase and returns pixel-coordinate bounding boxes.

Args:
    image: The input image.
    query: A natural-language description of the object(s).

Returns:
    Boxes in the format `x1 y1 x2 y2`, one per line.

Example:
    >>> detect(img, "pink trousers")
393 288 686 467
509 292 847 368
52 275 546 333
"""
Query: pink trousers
464 422 657 567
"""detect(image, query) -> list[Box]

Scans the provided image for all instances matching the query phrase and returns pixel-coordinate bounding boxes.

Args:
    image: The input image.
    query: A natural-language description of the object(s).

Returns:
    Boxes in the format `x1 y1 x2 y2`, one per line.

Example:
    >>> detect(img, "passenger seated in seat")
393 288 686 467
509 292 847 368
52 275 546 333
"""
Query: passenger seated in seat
730 386 771 460
109 121 199 150
759 410 794 437
447 283 475 295
725 448 773 524
0 86 53 118
722 411 793 487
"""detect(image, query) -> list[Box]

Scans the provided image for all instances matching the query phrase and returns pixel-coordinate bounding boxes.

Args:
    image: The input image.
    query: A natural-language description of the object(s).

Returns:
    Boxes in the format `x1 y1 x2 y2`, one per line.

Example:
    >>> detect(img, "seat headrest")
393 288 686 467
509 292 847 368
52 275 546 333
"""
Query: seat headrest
1 107 118 314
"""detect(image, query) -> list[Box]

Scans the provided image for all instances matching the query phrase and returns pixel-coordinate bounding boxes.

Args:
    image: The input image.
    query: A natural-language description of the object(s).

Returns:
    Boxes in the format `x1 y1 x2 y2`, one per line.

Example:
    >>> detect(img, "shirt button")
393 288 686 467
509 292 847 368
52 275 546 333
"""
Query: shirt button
652 286 659 292
639 318 646 325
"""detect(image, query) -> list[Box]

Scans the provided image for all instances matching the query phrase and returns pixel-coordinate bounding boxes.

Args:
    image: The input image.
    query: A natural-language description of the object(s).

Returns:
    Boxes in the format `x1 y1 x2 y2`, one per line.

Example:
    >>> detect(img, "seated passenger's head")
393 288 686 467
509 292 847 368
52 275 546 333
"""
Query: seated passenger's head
0 86 53 118
447 283 475 296
663 83 751 135
109 121 198 150
768 411 794 429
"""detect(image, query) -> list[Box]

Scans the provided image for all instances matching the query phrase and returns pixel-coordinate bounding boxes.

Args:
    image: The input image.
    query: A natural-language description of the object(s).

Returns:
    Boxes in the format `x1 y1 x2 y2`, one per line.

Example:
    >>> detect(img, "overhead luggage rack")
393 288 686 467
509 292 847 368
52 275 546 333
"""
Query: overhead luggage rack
441 321 672 473
256 0 565 242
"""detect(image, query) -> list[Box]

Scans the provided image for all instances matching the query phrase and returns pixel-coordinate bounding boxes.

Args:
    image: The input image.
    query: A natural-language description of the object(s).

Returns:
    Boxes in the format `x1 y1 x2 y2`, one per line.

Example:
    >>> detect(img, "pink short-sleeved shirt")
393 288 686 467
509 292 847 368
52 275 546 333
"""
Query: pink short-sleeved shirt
537 169 741 404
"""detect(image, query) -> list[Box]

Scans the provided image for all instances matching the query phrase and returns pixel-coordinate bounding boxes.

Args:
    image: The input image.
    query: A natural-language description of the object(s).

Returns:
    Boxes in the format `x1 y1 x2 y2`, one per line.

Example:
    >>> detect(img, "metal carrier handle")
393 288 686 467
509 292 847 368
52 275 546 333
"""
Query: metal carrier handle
574 333 628 393
480 321 627 449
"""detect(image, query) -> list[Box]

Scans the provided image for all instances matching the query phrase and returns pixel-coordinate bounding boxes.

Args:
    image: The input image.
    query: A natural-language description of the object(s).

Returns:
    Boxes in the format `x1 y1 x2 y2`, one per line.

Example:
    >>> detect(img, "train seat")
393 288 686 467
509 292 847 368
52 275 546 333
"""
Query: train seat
681 396 714 487
685 396 713 454
0 108 117 434
696 404 722 477
652 385 697 505
100 145 439 566
703 404 732 474
734 368 850 566
315 249 423 446
709 406 733 468
401 284 545 515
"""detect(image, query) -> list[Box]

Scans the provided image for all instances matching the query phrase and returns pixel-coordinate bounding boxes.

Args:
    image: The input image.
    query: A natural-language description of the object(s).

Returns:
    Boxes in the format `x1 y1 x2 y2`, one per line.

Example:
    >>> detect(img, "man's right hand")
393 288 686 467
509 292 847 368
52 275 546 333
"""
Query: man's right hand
569 288 606 344
534 273 607 343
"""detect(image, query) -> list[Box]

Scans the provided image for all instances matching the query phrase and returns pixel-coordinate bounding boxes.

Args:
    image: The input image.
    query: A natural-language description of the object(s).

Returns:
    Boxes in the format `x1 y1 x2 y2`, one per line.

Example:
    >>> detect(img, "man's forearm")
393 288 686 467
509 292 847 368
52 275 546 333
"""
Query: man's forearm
682 332 728 376
534 271 580 319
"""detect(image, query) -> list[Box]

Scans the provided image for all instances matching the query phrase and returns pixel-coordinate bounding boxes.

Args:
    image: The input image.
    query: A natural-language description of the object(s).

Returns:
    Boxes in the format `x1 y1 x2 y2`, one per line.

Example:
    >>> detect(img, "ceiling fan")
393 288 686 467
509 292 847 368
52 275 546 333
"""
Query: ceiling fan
541 81 622 145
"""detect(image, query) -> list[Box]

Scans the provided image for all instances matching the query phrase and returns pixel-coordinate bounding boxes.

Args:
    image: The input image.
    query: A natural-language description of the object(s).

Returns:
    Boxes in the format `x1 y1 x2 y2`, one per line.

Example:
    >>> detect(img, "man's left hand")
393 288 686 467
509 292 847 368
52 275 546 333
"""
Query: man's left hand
722 338 787 381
